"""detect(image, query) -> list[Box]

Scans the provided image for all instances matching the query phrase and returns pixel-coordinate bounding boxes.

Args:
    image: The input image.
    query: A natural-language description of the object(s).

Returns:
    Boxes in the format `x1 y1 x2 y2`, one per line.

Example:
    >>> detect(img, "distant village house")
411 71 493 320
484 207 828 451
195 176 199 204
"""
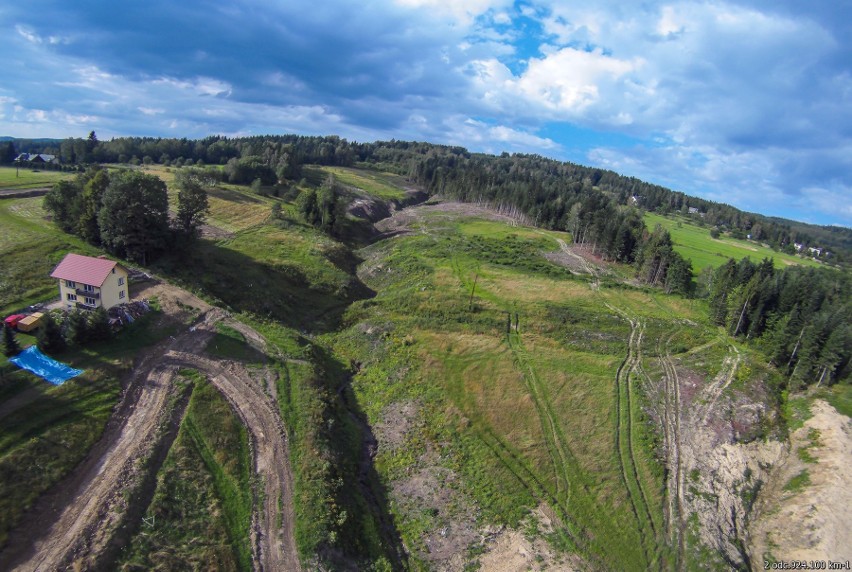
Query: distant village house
50 253 129 311
14 153 59 164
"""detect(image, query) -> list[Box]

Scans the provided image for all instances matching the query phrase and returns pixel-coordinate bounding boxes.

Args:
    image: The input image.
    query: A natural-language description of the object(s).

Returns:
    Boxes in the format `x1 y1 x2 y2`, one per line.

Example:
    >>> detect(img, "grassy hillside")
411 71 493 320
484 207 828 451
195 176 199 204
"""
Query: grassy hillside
0 165 788 570
644 212 822 273
330 207 732 569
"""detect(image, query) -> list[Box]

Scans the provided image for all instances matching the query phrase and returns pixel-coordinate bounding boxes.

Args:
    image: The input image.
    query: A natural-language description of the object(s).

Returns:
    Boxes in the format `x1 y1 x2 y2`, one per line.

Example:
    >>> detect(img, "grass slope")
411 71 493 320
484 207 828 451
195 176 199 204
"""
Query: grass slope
330 212 722 569
644 212 821 273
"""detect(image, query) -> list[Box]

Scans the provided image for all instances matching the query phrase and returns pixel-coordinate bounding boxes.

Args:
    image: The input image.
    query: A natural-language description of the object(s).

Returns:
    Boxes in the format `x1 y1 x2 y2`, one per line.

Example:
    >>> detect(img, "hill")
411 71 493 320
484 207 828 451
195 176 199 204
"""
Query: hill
0 162 849 570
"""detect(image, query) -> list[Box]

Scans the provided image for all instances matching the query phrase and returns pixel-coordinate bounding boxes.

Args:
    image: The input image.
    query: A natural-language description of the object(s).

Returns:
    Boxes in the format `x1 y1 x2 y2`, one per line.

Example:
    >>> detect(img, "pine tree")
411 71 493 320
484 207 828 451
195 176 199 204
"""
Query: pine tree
36 314 66 355
3 324 21 357
88 308 112 342
67 311 91 345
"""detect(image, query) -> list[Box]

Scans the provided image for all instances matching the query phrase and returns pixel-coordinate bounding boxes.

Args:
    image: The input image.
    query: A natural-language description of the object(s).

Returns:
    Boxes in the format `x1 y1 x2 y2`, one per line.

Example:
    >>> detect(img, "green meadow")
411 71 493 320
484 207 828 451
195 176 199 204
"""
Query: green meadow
0 166 72 191
644 212 821 273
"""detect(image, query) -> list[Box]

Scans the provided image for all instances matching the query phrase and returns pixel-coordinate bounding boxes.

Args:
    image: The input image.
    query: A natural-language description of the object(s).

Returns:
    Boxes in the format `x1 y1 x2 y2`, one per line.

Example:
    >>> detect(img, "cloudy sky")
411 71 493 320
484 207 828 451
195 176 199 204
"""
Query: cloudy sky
1 1 850 225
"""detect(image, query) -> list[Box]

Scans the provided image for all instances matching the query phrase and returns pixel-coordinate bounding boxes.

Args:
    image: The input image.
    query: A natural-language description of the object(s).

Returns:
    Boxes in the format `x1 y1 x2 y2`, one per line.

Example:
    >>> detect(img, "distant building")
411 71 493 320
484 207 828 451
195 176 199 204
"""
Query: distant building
50 253 129 311
630 195 644 205
794 243 804 252
15 153 59 164
687 207 699 214
808 246 823 257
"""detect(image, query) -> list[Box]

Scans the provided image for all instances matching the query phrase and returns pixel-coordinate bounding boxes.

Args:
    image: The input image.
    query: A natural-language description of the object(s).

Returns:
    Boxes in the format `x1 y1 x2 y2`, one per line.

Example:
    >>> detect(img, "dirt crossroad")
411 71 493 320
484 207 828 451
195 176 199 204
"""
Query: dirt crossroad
0 283 300 572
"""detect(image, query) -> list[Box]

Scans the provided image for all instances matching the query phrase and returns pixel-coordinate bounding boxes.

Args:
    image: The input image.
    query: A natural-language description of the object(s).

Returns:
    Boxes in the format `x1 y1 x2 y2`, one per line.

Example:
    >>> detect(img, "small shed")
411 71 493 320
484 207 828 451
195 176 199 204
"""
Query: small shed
17 312 45 333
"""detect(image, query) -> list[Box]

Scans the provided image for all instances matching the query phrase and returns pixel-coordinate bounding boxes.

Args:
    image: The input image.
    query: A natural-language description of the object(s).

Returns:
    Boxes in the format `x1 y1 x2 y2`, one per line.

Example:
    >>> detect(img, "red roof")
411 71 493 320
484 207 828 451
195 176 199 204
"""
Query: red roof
50 254 122 287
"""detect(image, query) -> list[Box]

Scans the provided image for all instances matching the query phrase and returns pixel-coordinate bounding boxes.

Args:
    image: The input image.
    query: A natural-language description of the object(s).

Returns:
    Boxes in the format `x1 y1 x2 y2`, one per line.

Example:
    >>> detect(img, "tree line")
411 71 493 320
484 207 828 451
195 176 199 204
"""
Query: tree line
706 257 851 386
43 167 209 264
12 133 847 261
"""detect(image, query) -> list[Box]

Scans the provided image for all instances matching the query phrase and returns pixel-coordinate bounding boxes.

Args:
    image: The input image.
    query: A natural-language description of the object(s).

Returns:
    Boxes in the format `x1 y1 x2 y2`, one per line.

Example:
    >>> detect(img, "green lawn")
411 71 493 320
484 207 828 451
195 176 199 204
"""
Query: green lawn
0 166 72 190
318 166 408 200
644 212 822 273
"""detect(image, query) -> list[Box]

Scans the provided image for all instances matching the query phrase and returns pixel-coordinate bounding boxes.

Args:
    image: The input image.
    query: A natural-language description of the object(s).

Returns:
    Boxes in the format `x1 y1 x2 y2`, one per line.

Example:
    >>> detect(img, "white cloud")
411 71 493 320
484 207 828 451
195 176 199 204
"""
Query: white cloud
15 24 42 44
151 77 232 98
393 0 511 24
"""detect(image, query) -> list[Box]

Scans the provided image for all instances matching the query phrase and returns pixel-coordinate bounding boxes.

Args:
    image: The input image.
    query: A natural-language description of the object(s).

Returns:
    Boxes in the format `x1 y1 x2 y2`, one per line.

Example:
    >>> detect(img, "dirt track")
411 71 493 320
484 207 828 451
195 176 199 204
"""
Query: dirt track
0 283 300 572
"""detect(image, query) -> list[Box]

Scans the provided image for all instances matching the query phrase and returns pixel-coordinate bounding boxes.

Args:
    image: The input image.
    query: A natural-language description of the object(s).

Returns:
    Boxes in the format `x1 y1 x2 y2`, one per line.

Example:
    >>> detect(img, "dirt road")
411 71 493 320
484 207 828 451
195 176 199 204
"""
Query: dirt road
0 283 300 572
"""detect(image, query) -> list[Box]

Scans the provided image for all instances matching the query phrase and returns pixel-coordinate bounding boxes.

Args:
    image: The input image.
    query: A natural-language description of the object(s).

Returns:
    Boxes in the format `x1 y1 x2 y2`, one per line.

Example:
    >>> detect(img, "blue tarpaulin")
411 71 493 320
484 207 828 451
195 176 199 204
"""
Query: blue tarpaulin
9 346 83 385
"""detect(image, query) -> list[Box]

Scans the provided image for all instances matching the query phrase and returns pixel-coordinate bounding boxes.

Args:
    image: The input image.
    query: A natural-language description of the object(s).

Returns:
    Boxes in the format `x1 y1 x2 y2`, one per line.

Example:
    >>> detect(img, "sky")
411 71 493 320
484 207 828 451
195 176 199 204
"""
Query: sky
1 1 850 226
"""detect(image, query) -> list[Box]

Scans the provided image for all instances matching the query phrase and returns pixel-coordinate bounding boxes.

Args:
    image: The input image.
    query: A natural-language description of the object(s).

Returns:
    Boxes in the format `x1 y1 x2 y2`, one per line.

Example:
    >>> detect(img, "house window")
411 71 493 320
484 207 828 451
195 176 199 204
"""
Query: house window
119 290 126 299
65 280 76 288
118 277 125 286
67 293 77 301
84 297 97 306
83 284 95 293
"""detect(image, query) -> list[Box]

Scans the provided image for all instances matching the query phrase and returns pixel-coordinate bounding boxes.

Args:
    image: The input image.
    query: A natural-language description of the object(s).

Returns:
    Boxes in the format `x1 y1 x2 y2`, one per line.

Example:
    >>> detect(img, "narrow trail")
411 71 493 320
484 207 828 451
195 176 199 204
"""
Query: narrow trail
508 331 575 507
659 331 686 569
698 342 741 425
166 352 301 572
0 287 301 572
607 303 661 568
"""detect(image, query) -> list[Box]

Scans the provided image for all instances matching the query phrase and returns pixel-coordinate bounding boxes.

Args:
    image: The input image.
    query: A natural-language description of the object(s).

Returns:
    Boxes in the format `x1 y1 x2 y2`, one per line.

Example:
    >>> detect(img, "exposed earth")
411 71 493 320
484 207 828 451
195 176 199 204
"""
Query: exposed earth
0 281 300 572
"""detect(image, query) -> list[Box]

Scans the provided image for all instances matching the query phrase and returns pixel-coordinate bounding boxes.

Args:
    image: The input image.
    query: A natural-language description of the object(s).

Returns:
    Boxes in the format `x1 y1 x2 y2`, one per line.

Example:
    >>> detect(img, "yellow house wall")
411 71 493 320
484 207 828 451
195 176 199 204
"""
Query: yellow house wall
56 266 129 311
58 279 87 310
100 266 129 309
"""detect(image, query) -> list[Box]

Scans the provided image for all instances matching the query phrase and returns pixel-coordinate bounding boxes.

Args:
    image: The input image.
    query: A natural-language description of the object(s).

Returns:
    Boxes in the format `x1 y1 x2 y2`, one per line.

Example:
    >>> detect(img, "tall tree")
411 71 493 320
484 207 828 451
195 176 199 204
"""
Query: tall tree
174 169 210 238
37 314 66 355
77 168 110 244
99 170 170 264
44 180 83 233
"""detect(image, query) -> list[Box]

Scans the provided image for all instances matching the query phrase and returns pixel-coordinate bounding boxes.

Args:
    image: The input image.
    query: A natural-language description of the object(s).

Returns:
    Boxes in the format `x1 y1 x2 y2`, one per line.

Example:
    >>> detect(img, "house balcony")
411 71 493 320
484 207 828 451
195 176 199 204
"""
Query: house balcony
75 301 99 311
75 288 99 299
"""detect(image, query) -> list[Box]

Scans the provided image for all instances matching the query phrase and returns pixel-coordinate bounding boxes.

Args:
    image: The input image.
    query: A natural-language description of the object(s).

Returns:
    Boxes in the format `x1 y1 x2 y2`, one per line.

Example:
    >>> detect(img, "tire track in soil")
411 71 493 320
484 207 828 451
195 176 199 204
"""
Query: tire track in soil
166 352 301 572
610 308 659 569
0 313 218 572
0 295 301 572
506 327 620 569
659 331 686 570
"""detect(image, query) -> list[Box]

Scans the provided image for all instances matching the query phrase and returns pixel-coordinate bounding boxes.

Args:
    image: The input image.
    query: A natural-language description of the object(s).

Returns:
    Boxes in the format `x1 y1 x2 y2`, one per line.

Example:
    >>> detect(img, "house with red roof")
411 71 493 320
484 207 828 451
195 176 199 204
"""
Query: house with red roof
50 253 129 311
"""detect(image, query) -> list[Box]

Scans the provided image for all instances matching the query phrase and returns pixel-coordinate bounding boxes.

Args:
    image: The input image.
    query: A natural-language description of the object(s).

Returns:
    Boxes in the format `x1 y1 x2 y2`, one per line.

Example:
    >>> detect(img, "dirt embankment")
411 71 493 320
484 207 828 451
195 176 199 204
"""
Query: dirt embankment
0 282 300 572
645 339 785 569
749 400 852 564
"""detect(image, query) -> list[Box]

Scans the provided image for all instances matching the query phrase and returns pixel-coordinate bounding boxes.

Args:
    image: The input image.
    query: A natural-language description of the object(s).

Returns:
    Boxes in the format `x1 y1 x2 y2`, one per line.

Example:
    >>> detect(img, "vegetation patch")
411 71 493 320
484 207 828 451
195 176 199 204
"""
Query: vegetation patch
783 469 811 493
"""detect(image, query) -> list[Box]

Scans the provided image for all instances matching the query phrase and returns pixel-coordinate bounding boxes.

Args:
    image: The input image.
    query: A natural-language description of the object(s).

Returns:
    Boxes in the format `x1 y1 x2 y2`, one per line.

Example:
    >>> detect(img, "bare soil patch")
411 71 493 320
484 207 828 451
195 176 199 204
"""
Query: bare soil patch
374 200 527 237
750 399 852 564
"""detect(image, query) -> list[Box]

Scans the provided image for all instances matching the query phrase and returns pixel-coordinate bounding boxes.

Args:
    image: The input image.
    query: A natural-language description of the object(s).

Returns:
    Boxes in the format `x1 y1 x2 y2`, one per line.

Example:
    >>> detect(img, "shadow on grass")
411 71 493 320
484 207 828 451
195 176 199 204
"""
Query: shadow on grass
154 240 375 334
311 344 409 569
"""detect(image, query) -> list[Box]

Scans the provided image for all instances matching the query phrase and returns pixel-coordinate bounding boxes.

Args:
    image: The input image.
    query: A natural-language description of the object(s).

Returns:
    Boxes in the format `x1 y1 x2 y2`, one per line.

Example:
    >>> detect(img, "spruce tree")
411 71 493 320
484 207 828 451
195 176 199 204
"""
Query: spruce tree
37 314 66 355
88 308 112 342
3 325 21 357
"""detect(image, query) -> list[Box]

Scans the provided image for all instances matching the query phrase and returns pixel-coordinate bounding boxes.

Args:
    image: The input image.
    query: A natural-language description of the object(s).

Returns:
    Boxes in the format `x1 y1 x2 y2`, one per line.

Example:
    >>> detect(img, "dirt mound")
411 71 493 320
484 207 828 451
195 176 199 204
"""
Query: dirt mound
749 399 852 564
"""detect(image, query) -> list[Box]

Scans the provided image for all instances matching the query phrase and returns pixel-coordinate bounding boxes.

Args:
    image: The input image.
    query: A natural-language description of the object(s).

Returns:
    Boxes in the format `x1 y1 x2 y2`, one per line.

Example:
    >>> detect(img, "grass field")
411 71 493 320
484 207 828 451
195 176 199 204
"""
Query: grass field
644 212 821 273
0 166 72 190
0 197 101 315
318 166 408 200
329 212 731 569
